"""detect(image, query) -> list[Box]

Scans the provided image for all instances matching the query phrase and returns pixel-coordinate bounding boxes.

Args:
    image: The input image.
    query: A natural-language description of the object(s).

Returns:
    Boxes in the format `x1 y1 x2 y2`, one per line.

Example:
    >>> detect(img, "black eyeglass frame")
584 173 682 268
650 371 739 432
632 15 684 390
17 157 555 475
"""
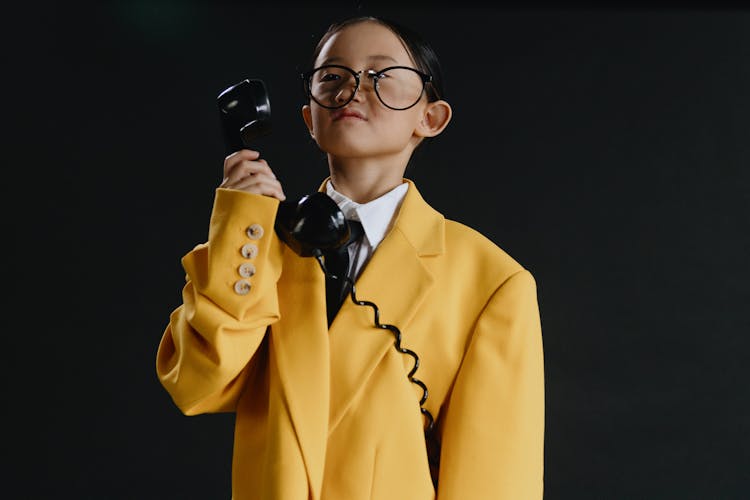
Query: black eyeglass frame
301 64 433 111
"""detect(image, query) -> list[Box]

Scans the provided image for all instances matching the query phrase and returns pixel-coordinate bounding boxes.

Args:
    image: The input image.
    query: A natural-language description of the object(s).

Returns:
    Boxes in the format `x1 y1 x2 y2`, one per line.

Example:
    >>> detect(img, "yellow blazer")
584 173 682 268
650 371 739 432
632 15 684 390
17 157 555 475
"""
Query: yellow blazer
157 180 544 499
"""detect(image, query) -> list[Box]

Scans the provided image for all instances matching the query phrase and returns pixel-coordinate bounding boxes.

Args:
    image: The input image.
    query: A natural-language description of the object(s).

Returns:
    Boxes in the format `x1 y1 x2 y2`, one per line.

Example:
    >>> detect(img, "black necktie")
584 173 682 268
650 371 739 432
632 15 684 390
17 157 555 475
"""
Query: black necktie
324 219 364 326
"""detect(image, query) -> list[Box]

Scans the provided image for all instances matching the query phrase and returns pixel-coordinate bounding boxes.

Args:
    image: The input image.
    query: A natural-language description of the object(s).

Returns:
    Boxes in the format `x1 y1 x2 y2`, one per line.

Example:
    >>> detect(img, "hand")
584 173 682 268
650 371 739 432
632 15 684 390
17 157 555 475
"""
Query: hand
219 149 286 201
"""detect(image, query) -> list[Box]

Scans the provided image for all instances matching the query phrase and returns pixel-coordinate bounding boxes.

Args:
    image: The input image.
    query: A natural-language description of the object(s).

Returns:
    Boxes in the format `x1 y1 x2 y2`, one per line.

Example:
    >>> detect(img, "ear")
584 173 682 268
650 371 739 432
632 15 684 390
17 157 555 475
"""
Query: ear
414 100 452 138
302 104 315 139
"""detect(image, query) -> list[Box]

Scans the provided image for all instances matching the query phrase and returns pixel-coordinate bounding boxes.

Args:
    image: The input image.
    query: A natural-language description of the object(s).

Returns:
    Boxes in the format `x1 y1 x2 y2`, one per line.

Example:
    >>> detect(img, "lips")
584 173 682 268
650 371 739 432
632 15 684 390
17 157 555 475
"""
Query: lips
331 109 367 121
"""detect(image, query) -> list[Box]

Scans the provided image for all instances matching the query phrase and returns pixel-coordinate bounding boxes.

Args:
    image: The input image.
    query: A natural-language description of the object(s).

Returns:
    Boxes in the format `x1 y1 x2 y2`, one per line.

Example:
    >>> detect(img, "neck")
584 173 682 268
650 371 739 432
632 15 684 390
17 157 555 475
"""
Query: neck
327 154 409 204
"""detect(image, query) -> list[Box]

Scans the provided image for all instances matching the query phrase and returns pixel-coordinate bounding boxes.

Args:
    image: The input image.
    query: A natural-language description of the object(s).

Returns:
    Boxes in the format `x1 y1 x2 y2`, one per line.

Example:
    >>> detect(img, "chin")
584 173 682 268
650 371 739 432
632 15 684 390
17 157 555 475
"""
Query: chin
318 138 379 158
318 135 409 160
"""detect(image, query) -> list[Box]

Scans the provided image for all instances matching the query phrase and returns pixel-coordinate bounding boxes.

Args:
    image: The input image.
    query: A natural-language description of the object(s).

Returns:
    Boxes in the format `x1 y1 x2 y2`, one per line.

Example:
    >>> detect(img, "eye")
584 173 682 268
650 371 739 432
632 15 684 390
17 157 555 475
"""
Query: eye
367 69 388 80
319 73 340 82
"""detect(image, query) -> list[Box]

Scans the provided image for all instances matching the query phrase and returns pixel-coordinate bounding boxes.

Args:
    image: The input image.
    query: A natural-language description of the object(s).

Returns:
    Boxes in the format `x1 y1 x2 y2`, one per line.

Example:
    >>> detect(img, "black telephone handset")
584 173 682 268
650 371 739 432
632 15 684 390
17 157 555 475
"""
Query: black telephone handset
217 78 272 154
216 80 436 449
217 78 351 257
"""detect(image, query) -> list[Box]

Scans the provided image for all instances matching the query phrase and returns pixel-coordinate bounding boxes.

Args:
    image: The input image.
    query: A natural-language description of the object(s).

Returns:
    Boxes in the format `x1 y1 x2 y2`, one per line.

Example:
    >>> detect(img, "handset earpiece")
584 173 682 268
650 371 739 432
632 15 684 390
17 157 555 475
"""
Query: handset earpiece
217 78 272 155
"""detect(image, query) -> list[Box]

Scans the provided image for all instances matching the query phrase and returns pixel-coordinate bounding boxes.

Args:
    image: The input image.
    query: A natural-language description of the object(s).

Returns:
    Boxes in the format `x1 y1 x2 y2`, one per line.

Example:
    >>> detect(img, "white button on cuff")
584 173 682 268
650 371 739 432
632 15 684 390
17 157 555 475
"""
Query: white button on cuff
238 262 256 278
246 224 264 240
240 243 258 259
234 279 252 295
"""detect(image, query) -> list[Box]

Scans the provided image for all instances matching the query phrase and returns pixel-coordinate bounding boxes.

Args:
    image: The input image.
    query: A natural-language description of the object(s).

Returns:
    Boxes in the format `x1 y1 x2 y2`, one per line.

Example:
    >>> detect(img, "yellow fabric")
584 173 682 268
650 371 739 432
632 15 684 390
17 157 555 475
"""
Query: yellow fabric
156 180 545 499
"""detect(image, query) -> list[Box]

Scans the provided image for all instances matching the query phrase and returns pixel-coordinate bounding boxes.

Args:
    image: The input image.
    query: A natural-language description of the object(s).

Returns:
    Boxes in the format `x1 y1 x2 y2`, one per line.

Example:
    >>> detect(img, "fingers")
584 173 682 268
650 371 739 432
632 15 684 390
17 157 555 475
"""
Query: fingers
231 174 286 201
223 149 262 180
220 149 286 201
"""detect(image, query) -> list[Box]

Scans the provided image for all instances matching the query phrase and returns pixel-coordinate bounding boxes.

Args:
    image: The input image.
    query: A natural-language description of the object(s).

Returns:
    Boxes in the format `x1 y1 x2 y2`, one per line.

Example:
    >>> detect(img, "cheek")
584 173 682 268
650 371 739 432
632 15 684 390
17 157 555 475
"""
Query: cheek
375 112 420 141
311 112 326 134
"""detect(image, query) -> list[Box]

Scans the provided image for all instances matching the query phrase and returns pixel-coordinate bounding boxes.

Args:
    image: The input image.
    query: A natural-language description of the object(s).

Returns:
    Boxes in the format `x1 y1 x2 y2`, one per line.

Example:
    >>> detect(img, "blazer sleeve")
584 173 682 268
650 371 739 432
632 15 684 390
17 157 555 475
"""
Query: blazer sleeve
437 269 545 499
156 188 284 415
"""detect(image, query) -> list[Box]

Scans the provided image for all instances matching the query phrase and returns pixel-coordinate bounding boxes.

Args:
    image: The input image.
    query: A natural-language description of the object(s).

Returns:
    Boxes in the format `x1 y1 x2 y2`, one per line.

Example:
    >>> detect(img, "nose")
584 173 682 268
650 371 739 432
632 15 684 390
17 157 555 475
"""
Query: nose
333 71 376 105
333 87 352 104
356 71 377 95
332 77 358 105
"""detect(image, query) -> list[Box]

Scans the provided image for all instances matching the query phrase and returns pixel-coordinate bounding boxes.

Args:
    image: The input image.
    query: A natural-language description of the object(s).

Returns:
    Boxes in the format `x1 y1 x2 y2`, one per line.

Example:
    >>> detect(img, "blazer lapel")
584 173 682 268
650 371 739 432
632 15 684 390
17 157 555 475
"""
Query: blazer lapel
327 180 445 433
271 252 330 500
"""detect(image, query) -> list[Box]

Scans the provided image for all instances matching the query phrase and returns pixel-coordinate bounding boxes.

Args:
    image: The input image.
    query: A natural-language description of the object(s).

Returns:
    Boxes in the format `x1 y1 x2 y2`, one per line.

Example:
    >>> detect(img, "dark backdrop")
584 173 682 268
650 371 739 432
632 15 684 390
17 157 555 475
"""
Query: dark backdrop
5 1 749 498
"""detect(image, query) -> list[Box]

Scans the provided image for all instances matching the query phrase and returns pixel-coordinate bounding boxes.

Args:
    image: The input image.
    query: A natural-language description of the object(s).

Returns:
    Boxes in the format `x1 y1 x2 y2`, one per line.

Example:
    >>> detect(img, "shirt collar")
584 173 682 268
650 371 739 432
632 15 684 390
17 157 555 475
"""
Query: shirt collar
325 180 409 249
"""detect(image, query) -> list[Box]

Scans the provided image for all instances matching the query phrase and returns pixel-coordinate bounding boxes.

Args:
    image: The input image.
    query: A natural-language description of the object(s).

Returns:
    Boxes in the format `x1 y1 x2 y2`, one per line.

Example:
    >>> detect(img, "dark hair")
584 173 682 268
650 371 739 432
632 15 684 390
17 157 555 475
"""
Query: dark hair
309 16 445 102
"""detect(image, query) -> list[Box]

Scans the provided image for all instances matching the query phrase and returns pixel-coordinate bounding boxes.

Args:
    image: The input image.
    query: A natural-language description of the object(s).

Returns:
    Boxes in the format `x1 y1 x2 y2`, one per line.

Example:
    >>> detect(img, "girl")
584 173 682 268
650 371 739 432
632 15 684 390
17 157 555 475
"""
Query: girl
157 15 544 500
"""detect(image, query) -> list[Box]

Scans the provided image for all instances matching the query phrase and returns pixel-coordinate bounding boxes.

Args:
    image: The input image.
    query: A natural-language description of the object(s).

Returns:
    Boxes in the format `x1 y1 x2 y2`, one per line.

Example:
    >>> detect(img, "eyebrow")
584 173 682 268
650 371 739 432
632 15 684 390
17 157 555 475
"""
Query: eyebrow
320 54 399 66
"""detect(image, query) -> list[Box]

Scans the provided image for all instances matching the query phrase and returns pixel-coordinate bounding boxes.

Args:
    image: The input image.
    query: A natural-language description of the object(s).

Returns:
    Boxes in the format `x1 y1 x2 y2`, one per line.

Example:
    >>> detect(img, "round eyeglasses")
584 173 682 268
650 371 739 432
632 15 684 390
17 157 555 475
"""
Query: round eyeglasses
302 64 433 111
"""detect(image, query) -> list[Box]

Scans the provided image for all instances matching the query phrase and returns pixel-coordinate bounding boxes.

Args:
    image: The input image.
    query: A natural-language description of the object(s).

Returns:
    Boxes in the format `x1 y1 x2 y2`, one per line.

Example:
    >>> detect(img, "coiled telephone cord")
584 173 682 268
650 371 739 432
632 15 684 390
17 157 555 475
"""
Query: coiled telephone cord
315 254 435 432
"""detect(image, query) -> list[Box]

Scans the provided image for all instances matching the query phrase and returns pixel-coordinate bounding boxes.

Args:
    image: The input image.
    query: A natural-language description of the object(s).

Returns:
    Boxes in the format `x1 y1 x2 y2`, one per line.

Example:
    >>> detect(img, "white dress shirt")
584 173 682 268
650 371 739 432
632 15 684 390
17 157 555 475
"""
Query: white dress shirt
325 180 409 281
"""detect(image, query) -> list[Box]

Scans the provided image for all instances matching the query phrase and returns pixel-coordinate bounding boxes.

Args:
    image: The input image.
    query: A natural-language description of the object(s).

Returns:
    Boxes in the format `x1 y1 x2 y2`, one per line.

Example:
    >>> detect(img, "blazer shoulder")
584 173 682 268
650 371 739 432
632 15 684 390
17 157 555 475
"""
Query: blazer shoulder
443 218 528 281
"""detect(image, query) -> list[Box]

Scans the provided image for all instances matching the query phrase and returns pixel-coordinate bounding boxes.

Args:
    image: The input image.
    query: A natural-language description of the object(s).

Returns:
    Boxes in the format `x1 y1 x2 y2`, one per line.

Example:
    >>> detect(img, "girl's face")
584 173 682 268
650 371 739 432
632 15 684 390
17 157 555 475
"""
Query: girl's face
302 21 434 162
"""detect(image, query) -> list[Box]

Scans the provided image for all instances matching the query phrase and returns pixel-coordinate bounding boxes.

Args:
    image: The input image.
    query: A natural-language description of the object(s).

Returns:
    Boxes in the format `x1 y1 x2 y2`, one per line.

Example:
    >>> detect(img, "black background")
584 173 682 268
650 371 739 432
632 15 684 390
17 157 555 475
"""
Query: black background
5 1 749 498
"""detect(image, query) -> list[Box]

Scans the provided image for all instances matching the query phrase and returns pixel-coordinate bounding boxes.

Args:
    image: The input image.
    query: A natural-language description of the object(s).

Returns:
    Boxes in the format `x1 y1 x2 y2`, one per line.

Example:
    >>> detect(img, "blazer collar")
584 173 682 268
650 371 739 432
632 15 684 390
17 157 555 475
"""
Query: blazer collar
318 178 445 258
392 178 445 257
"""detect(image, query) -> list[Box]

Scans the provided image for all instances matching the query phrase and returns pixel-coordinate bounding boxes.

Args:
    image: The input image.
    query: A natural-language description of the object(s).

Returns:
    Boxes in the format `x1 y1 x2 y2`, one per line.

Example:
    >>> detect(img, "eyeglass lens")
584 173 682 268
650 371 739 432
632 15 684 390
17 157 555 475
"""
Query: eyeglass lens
309 67 425 110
